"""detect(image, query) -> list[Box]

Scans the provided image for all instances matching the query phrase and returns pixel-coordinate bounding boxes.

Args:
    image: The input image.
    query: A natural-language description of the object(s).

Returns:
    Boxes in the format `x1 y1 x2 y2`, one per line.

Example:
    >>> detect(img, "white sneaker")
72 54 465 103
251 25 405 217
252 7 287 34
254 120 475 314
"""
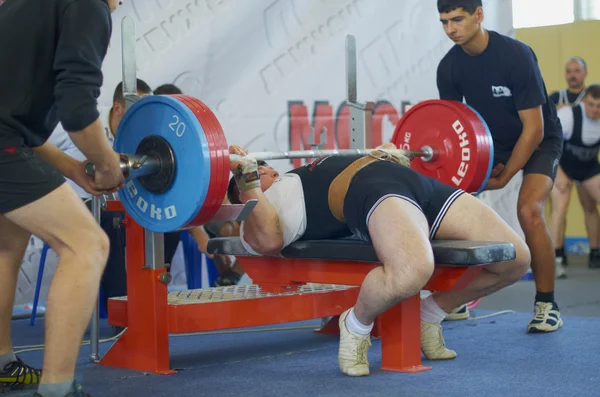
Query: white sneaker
338 309 371 376
527 301 563 333
420 321 457 360
555 258 567 279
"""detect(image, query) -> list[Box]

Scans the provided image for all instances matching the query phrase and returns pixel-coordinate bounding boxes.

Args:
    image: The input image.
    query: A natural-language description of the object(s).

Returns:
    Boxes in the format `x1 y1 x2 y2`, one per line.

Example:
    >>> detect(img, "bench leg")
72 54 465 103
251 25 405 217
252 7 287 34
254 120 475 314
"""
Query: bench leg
378 294 432 373
314 316 340 335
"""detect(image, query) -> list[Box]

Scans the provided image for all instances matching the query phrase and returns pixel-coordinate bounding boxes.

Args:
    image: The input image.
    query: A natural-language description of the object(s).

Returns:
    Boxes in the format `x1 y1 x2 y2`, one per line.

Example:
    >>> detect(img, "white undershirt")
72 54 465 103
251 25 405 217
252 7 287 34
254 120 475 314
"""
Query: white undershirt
557 103 600 145
47 107 114 199
239 173 307 255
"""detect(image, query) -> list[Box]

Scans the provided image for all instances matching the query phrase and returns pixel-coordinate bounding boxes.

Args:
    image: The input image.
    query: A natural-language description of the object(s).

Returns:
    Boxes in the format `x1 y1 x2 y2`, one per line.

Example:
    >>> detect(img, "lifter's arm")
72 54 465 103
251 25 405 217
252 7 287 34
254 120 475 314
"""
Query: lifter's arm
498 106 544 184
239 188 284 255
229 144 284 255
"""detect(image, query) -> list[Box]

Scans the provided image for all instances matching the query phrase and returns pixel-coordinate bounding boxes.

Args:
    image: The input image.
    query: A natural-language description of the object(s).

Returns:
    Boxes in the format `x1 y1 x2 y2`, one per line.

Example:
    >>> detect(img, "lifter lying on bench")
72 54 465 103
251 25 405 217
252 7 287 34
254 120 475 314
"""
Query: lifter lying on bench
226 143 531 377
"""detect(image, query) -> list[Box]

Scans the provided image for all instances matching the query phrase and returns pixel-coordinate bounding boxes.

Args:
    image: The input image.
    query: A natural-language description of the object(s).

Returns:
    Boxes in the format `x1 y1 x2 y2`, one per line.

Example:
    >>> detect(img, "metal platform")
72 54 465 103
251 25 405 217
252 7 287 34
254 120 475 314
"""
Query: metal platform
111 283 354 305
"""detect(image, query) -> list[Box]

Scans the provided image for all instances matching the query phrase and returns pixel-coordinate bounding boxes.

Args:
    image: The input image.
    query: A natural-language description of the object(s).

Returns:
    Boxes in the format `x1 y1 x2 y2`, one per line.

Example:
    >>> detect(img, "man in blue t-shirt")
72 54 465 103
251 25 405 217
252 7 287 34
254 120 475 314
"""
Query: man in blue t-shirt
432 0 563 338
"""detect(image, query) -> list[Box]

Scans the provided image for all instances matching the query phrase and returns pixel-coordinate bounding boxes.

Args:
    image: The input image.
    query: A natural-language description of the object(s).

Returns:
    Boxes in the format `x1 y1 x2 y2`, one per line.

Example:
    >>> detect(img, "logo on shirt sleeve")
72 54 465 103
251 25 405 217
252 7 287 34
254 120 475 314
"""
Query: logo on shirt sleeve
492 86 512 98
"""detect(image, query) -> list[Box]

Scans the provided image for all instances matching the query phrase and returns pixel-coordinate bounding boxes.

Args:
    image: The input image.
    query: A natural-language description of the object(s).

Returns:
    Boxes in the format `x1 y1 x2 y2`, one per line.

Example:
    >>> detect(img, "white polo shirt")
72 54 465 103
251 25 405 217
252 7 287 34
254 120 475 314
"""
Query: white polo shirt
47 106 114 199
239 173 307 255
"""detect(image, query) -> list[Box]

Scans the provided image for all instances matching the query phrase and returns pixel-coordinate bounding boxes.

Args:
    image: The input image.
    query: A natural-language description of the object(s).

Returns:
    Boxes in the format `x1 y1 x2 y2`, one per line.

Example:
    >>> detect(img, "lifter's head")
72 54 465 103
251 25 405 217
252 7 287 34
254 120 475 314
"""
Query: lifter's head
438 0 484 46
227 161 280 204
583 84 600 121
565 57 587 90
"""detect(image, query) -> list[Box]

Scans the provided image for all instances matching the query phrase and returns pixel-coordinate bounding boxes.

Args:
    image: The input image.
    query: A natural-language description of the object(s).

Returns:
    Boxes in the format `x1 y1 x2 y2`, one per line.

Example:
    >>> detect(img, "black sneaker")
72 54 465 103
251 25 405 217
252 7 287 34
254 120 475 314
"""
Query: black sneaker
589 251 600 269
527 301 563 333
0 356 41 392
33 380 92 397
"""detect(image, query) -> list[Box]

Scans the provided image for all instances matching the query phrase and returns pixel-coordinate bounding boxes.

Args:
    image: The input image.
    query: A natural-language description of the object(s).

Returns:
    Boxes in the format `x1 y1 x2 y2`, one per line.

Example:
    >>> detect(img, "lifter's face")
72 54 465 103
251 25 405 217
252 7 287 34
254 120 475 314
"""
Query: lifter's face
259 165 280 191
439 7 484 46
565 61 587 90
584 96 600 121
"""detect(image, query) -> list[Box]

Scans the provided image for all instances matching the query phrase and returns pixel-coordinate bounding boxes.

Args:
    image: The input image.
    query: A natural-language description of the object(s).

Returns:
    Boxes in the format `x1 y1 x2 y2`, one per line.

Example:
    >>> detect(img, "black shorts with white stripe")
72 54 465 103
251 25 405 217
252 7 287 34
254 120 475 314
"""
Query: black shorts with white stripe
343 160 465 242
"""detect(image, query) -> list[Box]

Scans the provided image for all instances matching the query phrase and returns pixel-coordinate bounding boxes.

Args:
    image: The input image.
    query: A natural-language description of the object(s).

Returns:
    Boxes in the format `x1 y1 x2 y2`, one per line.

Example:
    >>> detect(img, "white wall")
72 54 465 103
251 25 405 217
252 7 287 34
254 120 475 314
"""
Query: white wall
14 0 519 306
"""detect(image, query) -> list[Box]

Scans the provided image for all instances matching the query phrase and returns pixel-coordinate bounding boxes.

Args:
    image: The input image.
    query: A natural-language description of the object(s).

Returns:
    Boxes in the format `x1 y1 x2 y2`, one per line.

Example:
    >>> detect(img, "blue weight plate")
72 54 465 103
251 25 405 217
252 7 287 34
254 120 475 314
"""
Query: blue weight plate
114 96 210 232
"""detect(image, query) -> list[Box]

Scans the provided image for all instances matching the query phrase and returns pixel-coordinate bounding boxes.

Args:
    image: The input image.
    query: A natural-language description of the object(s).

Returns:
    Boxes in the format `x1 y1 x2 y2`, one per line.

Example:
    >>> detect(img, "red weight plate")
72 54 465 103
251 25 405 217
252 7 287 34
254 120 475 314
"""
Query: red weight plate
176 95 228 225
186 97 227 224
174 95 223 227
176 95 223 226
391 100 492 193
190 98 230 207
184 96 229 222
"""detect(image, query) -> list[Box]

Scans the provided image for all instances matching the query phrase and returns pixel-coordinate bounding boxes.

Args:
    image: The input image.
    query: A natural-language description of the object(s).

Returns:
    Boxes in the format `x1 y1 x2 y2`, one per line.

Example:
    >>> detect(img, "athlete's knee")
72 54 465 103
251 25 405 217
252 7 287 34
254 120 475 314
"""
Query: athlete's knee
383 249 434 298
54 222 109 274
517 199 546 230
509 237 531 280
487 234 530 283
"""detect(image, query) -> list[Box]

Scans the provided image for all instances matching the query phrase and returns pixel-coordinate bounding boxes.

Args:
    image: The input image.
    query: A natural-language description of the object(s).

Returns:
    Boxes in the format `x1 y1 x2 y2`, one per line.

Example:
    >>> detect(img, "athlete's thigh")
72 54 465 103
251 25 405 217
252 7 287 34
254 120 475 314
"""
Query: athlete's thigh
579 173 600 205
434 193 530 268
5 183 104 253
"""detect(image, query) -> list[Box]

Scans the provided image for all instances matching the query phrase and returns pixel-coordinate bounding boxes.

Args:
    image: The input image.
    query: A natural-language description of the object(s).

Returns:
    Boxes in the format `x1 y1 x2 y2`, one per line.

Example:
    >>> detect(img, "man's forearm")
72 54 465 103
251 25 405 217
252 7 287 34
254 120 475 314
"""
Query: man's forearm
67 117 118 171
33 142 80 179
502 127 544 180
240 189 283 255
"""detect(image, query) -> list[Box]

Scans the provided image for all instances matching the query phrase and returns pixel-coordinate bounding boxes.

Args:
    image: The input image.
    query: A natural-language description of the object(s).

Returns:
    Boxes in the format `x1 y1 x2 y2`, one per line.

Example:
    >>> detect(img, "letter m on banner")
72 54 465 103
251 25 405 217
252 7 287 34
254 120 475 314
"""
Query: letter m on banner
288 101 336 168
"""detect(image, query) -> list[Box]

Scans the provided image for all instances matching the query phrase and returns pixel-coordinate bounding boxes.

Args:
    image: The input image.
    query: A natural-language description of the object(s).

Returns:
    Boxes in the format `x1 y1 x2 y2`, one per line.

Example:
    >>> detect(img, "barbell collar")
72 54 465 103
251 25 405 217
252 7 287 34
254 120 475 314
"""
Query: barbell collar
84 153 161 180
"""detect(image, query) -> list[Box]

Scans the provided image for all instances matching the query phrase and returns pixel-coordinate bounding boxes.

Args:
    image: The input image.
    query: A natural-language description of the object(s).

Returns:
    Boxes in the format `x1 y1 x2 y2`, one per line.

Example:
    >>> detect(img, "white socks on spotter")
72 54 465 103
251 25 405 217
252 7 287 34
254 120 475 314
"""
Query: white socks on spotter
420 295 449 324
345 308 374 335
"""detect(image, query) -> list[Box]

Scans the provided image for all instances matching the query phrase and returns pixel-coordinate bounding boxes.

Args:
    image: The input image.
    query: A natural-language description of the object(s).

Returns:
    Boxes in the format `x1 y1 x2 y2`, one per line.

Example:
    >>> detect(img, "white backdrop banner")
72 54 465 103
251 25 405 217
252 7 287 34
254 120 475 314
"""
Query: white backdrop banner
14 0 521 307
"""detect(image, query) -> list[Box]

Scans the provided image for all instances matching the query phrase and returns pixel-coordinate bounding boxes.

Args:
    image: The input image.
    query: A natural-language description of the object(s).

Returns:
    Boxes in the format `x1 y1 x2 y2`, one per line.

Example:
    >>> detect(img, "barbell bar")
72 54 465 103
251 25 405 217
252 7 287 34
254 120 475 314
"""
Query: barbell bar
87 95 493 233
86 147 435 181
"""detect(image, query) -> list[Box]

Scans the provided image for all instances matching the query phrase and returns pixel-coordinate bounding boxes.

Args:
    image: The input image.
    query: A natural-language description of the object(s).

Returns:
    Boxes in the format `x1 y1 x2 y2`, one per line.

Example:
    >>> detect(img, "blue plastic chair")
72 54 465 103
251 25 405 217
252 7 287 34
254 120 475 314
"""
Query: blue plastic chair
181 231 218 289
29 243 50 326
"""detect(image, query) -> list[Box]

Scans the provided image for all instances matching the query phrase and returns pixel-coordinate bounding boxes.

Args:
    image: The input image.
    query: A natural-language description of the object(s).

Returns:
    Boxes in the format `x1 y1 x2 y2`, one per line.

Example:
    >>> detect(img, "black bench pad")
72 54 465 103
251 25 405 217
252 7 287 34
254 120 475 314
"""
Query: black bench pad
207 238 516 266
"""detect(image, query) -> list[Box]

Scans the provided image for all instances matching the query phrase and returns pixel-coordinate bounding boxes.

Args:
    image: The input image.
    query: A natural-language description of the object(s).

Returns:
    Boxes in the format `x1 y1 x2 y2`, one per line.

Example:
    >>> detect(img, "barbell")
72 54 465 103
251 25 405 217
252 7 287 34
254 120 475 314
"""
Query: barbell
88 95 494 232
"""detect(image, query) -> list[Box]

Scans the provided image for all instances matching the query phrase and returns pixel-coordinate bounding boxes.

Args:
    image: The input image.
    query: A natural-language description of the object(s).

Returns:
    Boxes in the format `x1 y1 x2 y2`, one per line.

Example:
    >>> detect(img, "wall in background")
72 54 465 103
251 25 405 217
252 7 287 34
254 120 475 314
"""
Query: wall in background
516 20 600 243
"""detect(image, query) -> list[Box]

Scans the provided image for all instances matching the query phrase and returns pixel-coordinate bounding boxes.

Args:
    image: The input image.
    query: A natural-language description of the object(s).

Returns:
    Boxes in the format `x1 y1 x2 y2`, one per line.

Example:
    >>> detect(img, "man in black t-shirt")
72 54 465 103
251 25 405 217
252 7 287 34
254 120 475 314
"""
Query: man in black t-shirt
0 1 123 396
434 0 563 339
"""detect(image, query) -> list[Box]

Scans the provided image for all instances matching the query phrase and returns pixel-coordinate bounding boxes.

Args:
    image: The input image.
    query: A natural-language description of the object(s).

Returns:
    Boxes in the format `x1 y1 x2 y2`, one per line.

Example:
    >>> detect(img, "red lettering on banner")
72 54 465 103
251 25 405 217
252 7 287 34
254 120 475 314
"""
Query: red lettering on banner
372 101 400 148
288 100 406 168
288 101 335 168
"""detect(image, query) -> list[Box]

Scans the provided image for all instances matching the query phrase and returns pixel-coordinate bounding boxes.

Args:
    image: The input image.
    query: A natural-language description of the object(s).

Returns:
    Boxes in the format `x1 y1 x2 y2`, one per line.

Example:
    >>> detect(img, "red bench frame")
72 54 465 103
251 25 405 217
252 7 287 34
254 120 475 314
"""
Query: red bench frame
100 201 482 375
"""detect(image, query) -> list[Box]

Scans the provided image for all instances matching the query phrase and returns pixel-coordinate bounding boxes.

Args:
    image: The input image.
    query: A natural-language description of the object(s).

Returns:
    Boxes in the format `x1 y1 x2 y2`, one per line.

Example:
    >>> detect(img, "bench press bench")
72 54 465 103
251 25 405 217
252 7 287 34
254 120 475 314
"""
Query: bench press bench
206 237 516 372
99 201 515 375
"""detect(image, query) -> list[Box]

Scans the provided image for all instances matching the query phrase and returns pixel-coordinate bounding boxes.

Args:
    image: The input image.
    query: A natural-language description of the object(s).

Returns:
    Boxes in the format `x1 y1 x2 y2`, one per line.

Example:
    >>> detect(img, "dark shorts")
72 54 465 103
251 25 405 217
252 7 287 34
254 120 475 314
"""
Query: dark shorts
560 161 600 183
0 146 65 214
343 161 465 242
494 138 563 181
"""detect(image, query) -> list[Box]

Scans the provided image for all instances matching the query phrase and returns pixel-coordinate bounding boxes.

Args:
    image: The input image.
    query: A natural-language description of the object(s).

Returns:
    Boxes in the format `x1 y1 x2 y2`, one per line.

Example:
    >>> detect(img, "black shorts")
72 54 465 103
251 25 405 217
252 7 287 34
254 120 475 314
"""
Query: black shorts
494 138 562 181
560 162 600 183
343 161 465 242
0 146 65 214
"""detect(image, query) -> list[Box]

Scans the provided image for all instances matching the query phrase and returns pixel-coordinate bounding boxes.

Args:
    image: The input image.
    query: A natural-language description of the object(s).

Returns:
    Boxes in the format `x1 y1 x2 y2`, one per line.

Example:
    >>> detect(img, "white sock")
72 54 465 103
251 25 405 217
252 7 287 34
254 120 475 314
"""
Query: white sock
420 295 448 324
345 308 373 335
